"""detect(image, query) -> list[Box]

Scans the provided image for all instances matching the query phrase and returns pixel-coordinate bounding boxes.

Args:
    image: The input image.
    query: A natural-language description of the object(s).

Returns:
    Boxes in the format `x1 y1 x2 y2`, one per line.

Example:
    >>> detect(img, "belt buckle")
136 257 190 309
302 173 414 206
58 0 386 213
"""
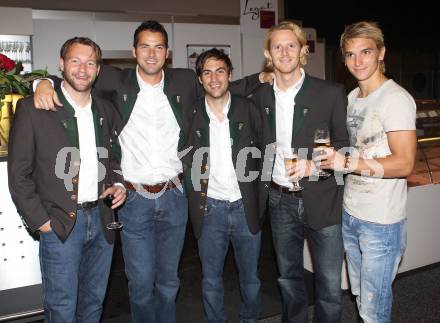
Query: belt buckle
78 200 97 210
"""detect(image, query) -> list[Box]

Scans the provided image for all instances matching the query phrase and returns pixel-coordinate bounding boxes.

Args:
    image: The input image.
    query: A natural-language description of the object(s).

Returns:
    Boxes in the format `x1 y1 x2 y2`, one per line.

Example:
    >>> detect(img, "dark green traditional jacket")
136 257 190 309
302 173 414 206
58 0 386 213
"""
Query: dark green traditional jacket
8 91 123 243
250 73 349 230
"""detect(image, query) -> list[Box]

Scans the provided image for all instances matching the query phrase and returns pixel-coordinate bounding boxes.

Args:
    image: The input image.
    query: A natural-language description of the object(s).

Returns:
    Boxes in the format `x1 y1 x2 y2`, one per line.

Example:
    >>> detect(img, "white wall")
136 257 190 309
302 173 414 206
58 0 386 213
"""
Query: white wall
173 23 242 79
32 13 243 79
33 17 95 75
95 21 172 51
0 7 33 35
241 30 266 77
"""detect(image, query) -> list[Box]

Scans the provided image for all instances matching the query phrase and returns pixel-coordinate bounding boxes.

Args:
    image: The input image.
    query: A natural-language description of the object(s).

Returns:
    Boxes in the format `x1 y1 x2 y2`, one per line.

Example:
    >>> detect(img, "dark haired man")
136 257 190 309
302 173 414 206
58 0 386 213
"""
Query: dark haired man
33 21 263 323
182 48 266 323
8 37 126 322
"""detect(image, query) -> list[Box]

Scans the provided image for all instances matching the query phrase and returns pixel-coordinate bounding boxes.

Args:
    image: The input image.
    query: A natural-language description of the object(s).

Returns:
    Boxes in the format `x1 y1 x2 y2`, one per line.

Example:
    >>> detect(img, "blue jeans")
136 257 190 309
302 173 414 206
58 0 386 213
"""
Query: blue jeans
118 186 188 323
39 206 113 323
268 188 343 323
343 211 407 323
198 197 261 323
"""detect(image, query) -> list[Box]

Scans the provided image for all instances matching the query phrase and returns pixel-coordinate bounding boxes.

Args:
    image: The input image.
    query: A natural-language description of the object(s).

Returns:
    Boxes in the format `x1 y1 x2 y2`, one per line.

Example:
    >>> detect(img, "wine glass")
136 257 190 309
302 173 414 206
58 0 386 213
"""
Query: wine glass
283 148 303 192
102 183 123 230
314 127 331 178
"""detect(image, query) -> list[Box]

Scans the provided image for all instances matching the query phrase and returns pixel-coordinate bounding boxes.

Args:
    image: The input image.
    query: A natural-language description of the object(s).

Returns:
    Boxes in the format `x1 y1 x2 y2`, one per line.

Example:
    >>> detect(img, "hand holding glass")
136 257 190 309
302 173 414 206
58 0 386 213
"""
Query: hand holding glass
102 183 123 230
314 128 331 178
283 149 303 192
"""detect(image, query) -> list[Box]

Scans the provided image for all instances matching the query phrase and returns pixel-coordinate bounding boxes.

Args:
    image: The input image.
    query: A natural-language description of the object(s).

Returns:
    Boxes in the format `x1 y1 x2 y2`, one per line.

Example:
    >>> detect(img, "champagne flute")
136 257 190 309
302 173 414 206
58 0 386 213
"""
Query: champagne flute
314 127 331 178
102 183 123 230
283 148 303 192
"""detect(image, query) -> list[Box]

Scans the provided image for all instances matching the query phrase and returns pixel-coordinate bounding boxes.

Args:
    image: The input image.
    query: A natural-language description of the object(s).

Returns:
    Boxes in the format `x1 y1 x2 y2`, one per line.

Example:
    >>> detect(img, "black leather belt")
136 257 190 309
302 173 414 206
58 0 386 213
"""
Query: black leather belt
77 200 98 210
270 181 303 198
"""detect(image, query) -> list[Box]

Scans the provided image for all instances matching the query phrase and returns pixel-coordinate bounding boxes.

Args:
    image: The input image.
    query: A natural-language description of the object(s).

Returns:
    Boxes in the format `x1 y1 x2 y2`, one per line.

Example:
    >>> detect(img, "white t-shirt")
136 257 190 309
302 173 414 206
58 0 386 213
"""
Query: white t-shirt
344 79 416 224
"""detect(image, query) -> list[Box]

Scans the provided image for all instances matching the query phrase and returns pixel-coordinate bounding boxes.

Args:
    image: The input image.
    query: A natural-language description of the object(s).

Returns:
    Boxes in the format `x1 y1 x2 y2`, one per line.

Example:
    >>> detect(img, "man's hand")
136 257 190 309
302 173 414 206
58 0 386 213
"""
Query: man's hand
99 184 127 209
259 72 275 84
38 220 52 233
314 148 347 172
34 80 62 110
286 159 317 180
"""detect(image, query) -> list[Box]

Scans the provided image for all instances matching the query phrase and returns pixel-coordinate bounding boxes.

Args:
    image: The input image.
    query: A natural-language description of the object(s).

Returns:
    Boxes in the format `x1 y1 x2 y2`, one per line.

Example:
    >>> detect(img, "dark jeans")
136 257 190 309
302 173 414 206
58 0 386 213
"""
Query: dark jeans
118 186 188 323
198 197 261 323
39 206 113 323
268 188 343 323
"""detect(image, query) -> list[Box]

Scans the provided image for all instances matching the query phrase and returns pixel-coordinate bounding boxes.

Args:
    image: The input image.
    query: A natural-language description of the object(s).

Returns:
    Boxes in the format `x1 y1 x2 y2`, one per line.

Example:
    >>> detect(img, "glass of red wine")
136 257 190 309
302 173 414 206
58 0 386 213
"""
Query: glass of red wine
103 183 123 230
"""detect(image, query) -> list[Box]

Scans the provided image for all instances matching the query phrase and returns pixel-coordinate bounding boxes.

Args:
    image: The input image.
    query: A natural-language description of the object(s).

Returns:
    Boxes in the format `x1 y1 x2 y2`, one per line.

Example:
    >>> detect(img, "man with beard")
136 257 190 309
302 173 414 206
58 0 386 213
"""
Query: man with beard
8 37 126 322
32 21 263 323
251 21 349 323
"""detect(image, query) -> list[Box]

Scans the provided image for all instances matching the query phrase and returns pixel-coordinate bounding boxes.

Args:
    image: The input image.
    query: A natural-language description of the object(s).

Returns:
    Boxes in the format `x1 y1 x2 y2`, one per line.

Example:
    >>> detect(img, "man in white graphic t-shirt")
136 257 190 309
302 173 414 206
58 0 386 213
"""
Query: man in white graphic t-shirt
318 21 417 323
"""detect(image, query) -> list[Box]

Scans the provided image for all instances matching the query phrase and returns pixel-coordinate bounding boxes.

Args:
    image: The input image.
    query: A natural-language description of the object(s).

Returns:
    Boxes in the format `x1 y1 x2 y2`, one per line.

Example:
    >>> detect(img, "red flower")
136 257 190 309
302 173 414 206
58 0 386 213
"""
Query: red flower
0 53 16 72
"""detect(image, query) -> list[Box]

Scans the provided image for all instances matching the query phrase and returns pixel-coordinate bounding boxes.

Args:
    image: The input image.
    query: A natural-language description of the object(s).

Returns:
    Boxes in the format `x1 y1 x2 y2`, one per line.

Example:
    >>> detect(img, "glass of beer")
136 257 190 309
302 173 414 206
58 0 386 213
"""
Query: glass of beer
314 127 331 178
283 148 303 192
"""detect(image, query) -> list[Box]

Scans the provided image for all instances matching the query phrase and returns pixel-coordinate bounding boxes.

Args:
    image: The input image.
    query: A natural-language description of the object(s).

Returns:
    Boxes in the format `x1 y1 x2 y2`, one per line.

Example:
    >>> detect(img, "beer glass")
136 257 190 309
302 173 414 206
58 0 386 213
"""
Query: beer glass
314 128 331 178
283 148 303 192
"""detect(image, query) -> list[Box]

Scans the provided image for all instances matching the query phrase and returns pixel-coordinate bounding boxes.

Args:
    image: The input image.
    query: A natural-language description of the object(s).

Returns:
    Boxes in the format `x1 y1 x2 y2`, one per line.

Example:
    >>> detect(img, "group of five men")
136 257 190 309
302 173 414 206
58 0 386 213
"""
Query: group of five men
8 18 416 323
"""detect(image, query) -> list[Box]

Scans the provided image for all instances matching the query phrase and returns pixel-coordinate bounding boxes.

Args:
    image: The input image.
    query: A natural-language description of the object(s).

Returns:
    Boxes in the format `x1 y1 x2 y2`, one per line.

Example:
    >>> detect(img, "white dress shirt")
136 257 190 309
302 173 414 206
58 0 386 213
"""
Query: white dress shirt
272 68 305 188
61 82 98 203
118 68 182 184
205 93 242 202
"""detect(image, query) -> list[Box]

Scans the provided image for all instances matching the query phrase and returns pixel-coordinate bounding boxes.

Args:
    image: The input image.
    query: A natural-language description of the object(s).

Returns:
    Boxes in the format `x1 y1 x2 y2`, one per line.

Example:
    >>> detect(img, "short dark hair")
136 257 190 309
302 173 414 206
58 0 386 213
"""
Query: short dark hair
60 37 102 66
195 48 233 77
133 20 169 48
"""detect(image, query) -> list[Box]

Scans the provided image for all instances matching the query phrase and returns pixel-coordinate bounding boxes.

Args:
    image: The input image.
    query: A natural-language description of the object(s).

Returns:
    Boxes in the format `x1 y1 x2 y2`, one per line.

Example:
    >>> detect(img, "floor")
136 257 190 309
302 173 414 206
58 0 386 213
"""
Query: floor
27 220 440 323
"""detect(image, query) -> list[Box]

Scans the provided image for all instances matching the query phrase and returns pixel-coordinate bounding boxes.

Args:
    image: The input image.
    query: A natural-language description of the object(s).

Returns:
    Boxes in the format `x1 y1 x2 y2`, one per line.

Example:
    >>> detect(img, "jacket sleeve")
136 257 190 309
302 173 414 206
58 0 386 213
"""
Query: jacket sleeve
93 65 123 97
229 73 262 97
331 85 349 150
7 100 50 232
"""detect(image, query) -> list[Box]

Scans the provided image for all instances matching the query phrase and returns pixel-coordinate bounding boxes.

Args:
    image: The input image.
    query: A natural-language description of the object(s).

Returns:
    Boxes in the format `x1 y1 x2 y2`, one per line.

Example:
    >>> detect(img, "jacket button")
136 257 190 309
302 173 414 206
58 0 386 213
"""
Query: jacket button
70 194 77 201
72 177 78 184
68 212 75 218
201 192 206 197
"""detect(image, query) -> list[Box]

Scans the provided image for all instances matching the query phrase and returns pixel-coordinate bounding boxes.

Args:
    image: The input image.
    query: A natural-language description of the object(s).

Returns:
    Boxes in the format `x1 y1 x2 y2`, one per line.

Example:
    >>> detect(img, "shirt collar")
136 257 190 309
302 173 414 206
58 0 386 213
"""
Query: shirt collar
136 66 165 90
205 92 231 122
273 68 305 93
61 81 92 115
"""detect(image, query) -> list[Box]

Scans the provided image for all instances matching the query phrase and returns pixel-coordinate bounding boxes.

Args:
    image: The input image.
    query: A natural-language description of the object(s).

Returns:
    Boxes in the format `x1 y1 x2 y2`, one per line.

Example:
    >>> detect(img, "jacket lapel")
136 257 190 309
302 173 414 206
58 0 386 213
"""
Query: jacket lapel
91 100 103 148
228 96 244 156
264 87 277 142
164 70 183 129
197 100 210 147
292 74 311 139
56 88 79 149
119 70 140 125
